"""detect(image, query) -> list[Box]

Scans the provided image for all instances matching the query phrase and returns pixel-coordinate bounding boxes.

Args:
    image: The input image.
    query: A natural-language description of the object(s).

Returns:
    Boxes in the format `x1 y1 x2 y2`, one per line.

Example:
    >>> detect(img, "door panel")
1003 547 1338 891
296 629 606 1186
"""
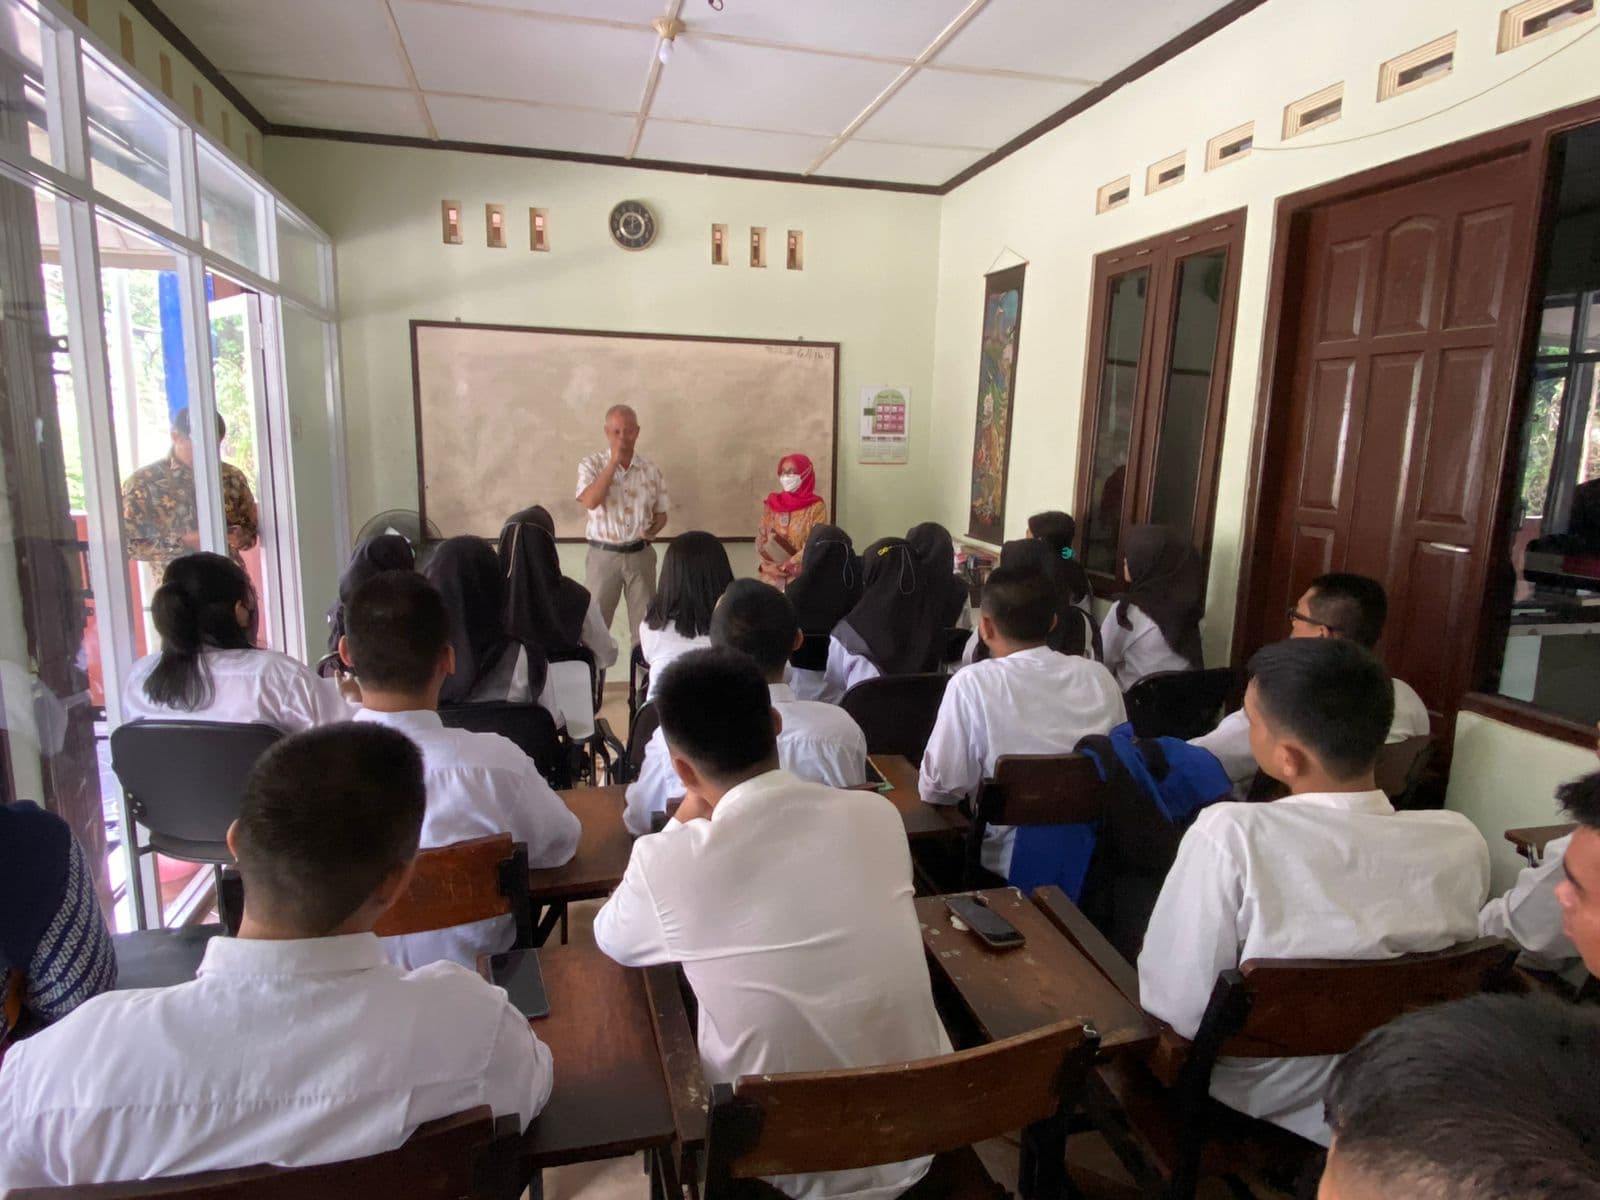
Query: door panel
1374 216 1442 337
1415 347 1495 528
1298 359 1358 512
1445 206 1515 330
1320 239 1373 342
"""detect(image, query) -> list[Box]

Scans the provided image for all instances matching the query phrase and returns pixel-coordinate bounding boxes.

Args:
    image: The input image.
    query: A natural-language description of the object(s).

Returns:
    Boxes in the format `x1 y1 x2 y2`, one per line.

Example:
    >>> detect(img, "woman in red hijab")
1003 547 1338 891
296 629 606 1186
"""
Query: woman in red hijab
757 452 828 589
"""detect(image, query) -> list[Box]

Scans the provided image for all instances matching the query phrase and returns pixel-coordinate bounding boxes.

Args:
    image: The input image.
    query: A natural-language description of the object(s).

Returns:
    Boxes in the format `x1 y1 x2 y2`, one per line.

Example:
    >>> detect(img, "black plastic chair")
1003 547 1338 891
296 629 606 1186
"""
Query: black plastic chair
789 633 830 673
839 673 951 766
942 626 972 665
314 652 342 679
112 924 227 990
622 700 661 787
628 643 650 723
110 720 285 931
439 702 571 790
548 645 621 784
1124 667 1244 740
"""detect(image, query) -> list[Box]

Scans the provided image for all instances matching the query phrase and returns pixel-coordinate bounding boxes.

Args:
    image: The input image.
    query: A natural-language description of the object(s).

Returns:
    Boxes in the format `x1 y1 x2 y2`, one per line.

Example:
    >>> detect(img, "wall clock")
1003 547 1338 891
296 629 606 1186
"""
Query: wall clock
609 200 657 251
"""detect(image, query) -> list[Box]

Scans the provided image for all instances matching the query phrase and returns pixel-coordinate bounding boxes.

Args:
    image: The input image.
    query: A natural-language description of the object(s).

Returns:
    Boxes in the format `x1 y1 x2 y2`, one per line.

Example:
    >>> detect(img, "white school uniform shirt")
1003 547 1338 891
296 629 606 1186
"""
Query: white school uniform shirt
1191 677 1433 786
0 934 552 1190
1479 833 1585 984
1099 604 1192 690
594 769 950 1200
624 682 868 835
639 624 710 698
576 450 669 545
817 636 882 704
919 646 1126 877
352 708 581 969
1137 791 1489 1144
121 647 352 731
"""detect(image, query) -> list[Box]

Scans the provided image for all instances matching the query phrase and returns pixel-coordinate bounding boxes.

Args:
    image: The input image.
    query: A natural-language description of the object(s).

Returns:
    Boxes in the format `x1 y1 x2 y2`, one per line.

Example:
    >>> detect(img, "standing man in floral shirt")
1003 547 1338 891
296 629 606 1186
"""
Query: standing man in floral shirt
575 404 669 650
121 405 258 576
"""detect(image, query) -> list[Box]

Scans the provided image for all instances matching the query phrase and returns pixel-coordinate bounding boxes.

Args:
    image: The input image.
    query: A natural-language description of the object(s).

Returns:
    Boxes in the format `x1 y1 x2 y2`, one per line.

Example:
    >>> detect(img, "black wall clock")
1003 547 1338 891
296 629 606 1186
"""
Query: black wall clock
609 200 657 251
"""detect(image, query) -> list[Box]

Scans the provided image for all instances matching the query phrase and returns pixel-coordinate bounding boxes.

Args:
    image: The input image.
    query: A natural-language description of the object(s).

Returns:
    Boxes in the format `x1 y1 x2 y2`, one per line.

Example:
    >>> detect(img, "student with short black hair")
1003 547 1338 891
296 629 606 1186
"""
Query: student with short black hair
0 724 553 1188
1139 637 1488 1144
341 571 579 969
122 552 348 731
1320 994 1600 1200
595 647 949 1200
921 566 1125 876
624 579 866 834
1554 770 1600 977
1192 572 1430 784
639 531 734 699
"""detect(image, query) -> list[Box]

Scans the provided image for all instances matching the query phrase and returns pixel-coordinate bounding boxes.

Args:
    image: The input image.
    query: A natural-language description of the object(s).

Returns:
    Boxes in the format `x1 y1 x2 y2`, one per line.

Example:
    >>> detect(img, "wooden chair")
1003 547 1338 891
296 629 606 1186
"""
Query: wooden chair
966 753 1109 888
373 833 535 952
439 702 570 790
700 1020 1101 1200
1036 886 1519 1200
1124 668 1244 740
1374 735 1434 810
788 633 829 673
839 674 951 766
7 1106 527 1199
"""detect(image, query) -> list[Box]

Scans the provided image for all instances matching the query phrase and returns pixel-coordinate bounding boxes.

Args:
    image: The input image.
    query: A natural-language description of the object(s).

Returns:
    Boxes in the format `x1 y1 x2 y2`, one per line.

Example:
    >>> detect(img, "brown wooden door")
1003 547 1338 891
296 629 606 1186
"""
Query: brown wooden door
1246 152 1540 728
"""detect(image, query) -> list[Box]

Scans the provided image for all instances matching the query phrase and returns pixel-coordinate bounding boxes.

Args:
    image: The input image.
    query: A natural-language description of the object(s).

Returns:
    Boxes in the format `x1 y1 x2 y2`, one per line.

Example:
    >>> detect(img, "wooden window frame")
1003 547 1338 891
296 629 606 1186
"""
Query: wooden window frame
1073 209 1248 594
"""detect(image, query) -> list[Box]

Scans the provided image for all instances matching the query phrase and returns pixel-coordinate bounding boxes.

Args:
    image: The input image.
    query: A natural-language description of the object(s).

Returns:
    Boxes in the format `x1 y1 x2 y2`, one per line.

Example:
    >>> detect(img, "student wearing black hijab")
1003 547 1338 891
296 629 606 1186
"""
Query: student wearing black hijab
822 537 947 702
497 506 617 671
967 539 1099 663
905 522 970 628
1025 510 1093 609
423 536 548 706
1099 524 1205 689
784 524 862 636
326 534 414 653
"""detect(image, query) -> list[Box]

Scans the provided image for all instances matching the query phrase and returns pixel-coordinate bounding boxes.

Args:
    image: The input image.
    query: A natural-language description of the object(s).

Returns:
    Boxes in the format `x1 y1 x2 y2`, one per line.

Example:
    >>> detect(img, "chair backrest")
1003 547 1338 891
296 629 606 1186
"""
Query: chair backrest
7 1106 525 1199
788 633 829 673
110 721 285 850
941 626 971 665
314 652 342 680
627 701 661 782
549 644 602 711
839 674 951 765
438 702 568 789
1374 735 1434 809
373 834 534 949
628 643 650 717
1123 668 1243 740
702 1020 1098 1192
976 754 1109 828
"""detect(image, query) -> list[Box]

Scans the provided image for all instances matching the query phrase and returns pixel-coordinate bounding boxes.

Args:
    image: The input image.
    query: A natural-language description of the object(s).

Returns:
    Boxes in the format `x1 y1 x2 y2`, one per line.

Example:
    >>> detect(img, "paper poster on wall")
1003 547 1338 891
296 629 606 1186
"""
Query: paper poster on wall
968 265 1025 543
859 385 910 464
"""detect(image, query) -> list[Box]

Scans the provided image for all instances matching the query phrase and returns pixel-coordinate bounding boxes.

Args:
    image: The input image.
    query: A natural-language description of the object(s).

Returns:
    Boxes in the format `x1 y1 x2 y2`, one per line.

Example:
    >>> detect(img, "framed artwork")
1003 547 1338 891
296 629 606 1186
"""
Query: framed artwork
967 264 1026 543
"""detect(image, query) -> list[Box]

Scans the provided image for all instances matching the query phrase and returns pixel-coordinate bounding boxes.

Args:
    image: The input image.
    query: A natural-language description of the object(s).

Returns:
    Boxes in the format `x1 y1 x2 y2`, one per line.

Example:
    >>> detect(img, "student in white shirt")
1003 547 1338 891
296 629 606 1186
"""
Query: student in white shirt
625 579 867 834
0 723 553 1189
339 571 580 970
821 537 949 703
1099 524 1204 690
1191 573 1431 785
1320 994 1600 1200
921 565 1126 877
121 551 349 731
1554 771 1600 977
1139 638 1488 1145
594 648 949 1200
1480 832 1584 985
639 530 733 699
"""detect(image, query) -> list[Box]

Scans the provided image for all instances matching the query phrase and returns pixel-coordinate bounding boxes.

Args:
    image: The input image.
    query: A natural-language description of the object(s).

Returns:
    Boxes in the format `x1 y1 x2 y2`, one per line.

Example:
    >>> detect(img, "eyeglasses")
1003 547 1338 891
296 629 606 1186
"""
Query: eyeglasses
1286 607 1339 634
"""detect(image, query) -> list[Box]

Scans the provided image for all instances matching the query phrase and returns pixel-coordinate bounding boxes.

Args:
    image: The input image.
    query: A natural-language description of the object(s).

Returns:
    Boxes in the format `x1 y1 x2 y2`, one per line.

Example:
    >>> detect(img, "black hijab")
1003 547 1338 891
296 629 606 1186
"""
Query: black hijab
1025 510 1092 606
497 507 593 657
834 537 947 676
972 539 1097 660
327 534 414 652
1116 524 1205 669
784 524 862 636
905 522 969 629
425 536 545 705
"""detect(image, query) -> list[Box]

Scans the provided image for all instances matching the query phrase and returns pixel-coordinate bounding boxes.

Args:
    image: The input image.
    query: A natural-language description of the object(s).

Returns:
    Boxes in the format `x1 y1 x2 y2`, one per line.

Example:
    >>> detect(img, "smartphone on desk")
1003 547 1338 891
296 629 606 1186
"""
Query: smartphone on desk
946 895 1025 950
489 948 551 1019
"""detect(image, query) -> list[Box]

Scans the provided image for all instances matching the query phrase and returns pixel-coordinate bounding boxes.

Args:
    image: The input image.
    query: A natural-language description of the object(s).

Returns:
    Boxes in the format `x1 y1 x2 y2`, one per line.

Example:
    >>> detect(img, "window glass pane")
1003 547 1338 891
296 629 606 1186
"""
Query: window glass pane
82 47 178 230
1539 297 1576 354
282 304 338 648
0 0 55 166
198 143 264 273
1148 250 1227 534
1582 292 1600 355
1082 268 1148 575
0 175 122 927
276 210 325 306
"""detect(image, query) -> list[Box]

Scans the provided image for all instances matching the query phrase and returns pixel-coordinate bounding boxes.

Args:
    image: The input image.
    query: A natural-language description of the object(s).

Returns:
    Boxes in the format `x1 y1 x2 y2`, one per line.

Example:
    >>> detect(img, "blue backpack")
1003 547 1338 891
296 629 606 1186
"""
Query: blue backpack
1007 722 1232 901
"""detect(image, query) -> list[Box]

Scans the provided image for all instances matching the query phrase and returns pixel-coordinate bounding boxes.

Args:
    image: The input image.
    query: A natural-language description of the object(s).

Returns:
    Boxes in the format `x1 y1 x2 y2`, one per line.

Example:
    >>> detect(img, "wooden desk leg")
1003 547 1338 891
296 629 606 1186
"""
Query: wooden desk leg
533 903 566 947
650 1144 684 1200
1019 1113 1070 1200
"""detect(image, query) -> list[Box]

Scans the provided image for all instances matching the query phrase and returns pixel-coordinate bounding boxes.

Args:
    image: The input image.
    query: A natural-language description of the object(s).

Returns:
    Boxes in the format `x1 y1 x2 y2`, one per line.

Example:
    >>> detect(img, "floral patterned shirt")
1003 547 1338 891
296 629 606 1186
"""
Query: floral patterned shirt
120 452 259 574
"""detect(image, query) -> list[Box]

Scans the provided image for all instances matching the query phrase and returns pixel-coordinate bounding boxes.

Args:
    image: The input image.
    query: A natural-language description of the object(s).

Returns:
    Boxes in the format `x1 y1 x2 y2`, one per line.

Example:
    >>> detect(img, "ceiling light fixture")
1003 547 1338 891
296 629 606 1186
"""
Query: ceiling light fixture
652 16 686 65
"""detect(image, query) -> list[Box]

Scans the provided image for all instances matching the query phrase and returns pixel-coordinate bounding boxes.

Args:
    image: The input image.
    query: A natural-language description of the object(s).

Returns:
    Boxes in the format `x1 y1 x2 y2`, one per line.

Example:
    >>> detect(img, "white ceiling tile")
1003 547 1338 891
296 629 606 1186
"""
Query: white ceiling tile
635 122 833 174
155 0 411 89
856 68 1089 149
819 140 984 186
452 0 665 21
425 93 636 155
936 0 1229 81
391 0 656 110
650 38 902 136
693 0 970 59
234 78 429 138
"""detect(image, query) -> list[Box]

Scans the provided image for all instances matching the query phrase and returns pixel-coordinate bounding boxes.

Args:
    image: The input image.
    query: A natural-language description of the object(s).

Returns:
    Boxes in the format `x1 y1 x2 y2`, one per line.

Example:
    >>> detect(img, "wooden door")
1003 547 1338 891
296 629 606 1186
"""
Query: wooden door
1245 151 1541 728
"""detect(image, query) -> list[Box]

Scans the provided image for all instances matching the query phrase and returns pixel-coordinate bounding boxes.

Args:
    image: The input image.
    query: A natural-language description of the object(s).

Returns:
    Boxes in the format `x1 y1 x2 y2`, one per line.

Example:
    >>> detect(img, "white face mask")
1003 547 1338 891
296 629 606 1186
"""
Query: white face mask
778 473 803 493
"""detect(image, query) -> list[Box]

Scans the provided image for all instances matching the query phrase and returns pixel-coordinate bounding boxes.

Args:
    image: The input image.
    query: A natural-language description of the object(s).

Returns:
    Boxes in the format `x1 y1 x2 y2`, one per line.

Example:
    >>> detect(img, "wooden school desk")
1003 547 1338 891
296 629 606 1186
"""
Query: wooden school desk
1505 823 1575 866
870 753 970 842
528 785 635 941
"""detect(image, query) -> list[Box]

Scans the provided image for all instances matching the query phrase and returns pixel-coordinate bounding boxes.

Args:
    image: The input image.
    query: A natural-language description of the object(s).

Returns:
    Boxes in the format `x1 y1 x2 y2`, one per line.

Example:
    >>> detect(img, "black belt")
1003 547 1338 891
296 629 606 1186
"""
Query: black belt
587 539 648 554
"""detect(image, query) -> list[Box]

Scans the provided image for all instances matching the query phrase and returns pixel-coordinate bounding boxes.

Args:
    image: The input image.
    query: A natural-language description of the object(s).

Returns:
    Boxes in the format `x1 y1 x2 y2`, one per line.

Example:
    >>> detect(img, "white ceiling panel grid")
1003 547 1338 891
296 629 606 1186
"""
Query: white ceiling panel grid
232 76 432 139
424 93 638 155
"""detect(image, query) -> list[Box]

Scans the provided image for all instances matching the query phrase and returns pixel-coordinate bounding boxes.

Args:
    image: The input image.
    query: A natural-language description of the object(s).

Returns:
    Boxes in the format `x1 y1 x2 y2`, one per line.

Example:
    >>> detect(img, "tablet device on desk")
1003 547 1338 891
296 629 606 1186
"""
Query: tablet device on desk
490 949 551 1019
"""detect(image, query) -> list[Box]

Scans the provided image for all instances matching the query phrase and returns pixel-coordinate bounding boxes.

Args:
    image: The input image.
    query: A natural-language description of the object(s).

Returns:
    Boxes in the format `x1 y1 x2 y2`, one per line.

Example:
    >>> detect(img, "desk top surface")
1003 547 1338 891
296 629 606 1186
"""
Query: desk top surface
871 754 969 841
530 786 634 903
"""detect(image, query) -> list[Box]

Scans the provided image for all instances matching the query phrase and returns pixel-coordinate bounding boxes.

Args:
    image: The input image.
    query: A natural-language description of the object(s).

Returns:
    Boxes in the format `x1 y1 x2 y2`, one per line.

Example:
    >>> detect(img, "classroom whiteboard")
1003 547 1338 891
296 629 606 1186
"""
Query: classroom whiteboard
411 322 839 540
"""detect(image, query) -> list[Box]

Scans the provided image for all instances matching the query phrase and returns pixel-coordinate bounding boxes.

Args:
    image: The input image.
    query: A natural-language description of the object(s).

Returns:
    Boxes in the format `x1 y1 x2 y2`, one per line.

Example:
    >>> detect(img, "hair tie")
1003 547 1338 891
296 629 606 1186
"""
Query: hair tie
877 546 892 557
1060 547 1075 561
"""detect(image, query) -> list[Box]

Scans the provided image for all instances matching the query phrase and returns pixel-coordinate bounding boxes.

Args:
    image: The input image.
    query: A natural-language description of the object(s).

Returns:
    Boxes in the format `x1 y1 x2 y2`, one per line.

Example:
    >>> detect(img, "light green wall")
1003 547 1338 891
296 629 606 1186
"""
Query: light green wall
930 0 1600 668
